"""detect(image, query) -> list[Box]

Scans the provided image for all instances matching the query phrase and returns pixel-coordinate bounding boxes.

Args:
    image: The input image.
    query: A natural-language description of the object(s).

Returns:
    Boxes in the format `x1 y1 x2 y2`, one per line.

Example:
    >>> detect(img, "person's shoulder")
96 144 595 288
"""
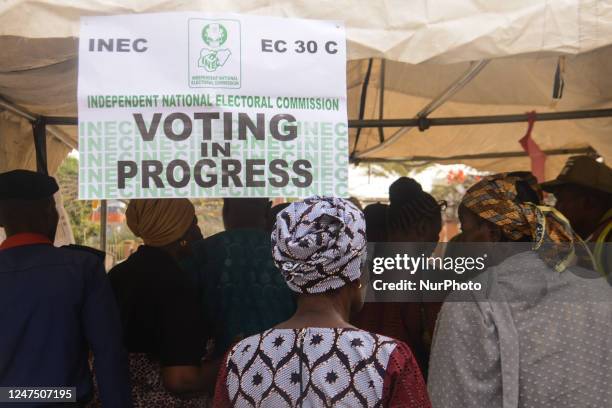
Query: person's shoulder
55 245 105 271
340 329 403 352
227 331 267 360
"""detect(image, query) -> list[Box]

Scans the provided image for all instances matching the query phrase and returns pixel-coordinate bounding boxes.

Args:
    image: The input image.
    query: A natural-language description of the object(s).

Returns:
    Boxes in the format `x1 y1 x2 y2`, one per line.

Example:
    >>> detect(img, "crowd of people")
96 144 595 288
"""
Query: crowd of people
0 154 611 408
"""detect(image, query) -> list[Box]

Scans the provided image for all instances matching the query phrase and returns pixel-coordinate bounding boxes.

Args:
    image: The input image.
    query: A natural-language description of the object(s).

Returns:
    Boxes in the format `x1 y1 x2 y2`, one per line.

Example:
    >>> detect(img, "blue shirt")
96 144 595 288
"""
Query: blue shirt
0 237 132 407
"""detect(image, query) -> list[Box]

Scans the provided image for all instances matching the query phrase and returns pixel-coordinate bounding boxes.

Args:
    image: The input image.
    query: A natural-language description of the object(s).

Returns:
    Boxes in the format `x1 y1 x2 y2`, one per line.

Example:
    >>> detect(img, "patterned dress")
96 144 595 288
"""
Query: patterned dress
213 328 430 407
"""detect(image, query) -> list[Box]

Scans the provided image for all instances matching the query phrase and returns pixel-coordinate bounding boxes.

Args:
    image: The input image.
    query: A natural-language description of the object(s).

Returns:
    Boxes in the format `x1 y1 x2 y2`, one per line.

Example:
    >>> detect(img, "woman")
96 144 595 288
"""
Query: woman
108 198 216 407
213 196 431 407
428 173 612 408
353 178 445 376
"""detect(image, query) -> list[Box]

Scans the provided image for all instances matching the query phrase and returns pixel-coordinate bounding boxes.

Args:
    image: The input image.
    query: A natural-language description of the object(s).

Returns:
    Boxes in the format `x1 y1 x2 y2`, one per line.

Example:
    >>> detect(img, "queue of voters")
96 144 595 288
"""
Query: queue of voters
2 3 612 408
1 154 611 407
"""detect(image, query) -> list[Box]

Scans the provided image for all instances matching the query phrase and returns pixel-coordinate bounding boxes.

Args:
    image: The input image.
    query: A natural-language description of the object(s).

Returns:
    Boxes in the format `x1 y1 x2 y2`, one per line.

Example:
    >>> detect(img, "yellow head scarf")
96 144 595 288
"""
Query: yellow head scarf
126 199 195 247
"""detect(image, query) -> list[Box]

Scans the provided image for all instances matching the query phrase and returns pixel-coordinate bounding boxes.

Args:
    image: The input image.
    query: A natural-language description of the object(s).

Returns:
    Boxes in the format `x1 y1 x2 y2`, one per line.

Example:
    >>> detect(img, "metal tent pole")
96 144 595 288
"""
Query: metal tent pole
352 60 490 158
32 119 48 175
0 96 76 150
348 108 612 129
352 147 595 163
100 200 107 253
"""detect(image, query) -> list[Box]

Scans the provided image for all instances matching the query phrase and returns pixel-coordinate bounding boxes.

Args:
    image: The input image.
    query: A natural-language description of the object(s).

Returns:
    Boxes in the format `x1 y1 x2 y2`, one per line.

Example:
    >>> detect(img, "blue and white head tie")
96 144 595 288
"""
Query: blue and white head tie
271 196 367 294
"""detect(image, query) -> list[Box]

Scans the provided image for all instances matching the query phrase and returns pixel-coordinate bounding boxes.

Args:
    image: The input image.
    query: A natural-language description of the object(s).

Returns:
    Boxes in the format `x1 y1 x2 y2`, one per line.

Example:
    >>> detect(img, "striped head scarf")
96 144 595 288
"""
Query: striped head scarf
271 196 367 294
462 172 591 272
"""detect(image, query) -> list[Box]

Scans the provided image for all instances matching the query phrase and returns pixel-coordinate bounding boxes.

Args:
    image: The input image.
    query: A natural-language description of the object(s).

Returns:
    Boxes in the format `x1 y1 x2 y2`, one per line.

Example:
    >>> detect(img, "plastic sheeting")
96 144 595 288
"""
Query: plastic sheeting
1 0 611 178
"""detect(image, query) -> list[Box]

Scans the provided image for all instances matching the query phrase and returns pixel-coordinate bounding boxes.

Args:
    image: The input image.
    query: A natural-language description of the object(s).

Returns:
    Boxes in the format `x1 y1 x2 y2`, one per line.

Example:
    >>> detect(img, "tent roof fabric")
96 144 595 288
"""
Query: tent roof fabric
1 0 611 176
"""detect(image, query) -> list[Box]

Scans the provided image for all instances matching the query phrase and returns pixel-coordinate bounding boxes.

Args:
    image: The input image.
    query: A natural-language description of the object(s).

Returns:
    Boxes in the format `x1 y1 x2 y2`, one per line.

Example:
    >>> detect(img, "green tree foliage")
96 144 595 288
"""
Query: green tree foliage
57 157 99 246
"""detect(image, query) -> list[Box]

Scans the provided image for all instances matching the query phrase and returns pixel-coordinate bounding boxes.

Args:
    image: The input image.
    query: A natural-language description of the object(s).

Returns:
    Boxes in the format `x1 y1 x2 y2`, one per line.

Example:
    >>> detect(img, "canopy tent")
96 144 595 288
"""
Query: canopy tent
1 0 611 179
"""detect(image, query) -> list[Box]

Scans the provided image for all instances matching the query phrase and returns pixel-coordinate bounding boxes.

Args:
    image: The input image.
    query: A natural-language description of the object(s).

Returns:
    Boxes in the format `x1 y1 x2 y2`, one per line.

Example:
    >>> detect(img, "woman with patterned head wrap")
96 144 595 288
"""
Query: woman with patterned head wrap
108 199 217 407
213 196 431 408
428 173 612 408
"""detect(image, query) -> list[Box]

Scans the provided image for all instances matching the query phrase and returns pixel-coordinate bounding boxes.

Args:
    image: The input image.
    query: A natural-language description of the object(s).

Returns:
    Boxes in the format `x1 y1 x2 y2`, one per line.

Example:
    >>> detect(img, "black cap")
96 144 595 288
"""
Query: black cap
0 170 59 200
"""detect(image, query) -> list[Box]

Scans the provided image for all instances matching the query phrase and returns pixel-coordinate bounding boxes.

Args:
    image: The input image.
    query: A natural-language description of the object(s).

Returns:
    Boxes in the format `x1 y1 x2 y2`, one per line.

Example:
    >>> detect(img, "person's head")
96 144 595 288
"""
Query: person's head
223 198 271 231
126 198 202 260
541 156 612 238
460 172 581 270
268 202 291 232
459 171 542 243
387 177 444 246
363 202 388 242
548 184 611 239
0 170 59 241
271 196 367 318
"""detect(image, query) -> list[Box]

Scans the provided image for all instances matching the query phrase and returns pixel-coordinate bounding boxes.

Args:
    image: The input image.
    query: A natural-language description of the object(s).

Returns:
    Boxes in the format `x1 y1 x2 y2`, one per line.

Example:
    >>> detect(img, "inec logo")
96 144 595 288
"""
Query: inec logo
189 19 241 88
199 23 231 72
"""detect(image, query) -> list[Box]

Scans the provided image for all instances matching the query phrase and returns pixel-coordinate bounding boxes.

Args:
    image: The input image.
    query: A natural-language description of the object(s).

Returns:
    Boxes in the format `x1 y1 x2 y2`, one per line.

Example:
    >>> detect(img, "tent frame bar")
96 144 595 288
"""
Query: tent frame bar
0 97 76 150
40 107 612 129
348 108 612 129
352 59 490 158
352 147 595 164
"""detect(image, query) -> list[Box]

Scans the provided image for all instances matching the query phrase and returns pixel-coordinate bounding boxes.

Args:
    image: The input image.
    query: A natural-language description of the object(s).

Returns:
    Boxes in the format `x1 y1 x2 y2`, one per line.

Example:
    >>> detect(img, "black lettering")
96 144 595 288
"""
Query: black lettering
246 159 265 187
166 160 190 188
134 113 162 141
295 40 305 53
194 159 217 187
238 113 265 140
275 40 287 52
116 38 130 52
98 38 113 52
194 112 220 140
133 38 148 52
270 114 298 141
223 112 233 140
222 160 242 187
89 38 95 52
212 142 231 157
325 41 338 54
117 161 137 189
261 39 273 52
164 112 192 141
307 41 317 53
292 160 313 187
269 159 289 187
142 160 164 188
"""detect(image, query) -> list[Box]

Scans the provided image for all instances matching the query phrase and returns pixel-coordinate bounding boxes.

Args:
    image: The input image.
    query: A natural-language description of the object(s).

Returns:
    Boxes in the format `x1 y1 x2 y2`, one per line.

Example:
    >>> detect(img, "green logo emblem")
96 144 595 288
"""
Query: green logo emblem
199 23 231 72
202 23 228 48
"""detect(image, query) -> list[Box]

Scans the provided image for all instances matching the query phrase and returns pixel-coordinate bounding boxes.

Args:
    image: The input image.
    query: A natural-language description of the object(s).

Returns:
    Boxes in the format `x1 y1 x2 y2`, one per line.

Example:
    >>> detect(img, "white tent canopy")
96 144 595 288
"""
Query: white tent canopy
1 0 611 177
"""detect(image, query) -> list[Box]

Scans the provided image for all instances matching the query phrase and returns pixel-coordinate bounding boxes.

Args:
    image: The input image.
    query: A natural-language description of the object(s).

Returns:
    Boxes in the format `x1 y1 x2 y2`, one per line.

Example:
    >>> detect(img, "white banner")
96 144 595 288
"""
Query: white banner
77 12 348 199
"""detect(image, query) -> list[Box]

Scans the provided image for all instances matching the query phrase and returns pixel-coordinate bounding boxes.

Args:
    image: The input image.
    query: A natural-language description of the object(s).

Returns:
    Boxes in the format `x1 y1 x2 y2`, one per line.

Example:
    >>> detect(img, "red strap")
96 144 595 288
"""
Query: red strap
519 111 546 182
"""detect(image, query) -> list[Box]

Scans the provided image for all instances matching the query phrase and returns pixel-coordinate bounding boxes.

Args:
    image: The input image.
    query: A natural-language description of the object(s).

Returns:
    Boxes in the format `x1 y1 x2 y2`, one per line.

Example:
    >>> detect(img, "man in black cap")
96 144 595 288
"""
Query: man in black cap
541 156 612 274
0 170 131 407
